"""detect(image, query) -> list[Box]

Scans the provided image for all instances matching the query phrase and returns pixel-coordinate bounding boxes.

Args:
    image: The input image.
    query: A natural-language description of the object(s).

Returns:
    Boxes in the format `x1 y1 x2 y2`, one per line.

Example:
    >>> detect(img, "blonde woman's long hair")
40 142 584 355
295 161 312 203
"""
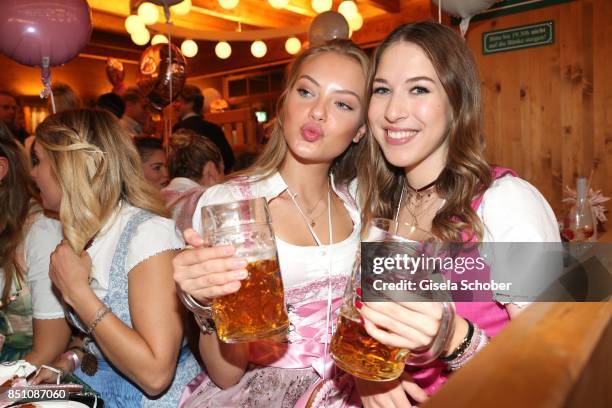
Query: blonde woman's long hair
233 39 370 186
0 122 35 306
358 22 492 241
35 109 169 253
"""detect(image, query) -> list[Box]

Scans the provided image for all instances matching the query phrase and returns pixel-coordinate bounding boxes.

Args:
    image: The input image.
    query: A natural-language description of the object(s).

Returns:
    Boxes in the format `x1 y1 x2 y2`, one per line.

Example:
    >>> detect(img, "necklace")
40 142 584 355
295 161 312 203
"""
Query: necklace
287 181 331 228
286 176 335 379
395 178 445 227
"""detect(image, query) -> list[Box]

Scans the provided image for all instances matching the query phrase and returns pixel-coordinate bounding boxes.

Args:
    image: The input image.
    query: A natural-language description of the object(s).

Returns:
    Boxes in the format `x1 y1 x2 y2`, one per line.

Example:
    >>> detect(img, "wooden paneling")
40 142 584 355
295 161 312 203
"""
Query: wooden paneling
465 0 611 218
423 302 612 408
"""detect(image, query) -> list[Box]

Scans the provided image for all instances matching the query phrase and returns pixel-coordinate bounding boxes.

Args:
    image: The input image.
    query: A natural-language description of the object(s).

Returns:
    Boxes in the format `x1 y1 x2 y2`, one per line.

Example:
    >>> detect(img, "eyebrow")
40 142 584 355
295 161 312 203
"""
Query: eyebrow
373 76 436 84
298 74 362 101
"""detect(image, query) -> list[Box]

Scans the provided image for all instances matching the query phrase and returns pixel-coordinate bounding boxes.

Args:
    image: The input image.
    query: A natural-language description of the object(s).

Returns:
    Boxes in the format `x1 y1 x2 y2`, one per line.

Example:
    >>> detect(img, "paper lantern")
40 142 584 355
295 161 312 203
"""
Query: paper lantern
171 0 192 15
131 28 151 46
215 41 232 59
338 1 358 19
251 40 267 58
181 39 198 57
311 0 332 14
138 2 159 25
218 0 239 9
285 37 301 55
268 0 289 8
125 15 145 34
348 13 363 31
151 34 168 45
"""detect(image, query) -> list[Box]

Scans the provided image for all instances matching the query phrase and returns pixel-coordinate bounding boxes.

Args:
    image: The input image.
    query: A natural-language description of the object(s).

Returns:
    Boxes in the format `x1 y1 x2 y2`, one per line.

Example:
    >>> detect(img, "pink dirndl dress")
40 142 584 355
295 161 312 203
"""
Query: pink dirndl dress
408 166 519 396
179 177 362 408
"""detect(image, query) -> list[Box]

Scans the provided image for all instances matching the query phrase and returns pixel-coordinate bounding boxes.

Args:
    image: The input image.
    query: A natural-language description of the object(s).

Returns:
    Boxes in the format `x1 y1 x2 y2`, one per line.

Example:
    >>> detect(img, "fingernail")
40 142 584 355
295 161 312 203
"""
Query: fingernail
356 288 362 297
355 300 363 309
359 316 365 325
233 259 247 269
235 270 248 280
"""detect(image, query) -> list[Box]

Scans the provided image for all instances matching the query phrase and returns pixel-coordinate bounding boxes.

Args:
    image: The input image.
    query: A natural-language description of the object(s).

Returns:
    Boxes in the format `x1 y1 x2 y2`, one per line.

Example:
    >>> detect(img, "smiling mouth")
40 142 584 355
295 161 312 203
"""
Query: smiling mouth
386 129 419 139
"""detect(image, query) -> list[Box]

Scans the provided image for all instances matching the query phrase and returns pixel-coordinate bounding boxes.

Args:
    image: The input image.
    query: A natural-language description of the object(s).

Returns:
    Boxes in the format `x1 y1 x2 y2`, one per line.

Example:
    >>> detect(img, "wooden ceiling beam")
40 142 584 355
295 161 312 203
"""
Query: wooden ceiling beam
191 0 309 28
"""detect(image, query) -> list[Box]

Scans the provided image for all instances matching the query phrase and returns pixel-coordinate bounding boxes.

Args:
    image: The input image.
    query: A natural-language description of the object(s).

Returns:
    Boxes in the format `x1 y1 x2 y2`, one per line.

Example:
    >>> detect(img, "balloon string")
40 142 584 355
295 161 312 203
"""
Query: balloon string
40 57 56 114
165 5 173 151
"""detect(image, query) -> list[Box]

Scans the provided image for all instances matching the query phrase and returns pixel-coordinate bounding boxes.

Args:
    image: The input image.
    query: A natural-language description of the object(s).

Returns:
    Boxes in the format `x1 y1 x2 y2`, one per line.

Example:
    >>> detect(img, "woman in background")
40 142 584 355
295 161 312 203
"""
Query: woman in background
162 128 224 231
29 109 198 407
134 137 169 190
0 122 67 365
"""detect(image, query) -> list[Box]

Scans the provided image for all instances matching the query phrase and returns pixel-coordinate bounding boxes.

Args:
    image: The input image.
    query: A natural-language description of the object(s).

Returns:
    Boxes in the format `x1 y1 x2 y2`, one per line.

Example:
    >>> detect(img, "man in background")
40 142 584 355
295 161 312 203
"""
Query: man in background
121 87 147 138
173 85 234 172
0 91 28 144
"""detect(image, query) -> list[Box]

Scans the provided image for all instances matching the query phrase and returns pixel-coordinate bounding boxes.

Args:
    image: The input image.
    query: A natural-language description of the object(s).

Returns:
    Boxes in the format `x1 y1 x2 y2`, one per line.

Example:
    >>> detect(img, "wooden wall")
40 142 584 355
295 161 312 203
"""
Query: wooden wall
464 0 611 218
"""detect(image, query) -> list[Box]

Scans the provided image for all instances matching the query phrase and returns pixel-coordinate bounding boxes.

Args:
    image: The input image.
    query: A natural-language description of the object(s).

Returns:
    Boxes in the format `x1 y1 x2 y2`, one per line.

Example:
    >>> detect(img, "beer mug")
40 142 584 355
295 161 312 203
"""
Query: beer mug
330 218 454 381
184 197 289 343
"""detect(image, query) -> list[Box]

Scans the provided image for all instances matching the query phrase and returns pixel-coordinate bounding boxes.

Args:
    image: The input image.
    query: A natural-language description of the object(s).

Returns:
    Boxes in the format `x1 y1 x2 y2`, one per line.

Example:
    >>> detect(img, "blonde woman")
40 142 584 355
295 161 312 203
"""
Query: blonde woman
29 109 199 407
173 40 369 407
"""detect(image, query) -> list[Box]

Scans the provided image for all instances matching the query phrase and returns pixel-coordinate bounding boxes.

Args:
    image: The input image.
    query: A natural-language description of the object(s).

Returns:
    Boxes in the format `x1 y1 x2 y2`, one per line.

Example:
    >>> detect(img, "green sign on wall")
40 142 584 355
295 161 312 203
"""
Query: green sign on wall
482 20 554 55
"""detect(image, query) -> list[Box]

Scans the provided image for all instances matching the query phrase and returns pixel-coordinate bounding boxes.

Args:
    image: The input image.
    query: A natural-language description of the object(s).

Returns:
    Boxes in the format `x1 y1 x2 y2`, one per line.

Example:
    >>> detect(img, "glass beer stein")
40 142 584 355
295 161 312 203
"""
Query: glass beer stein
330 218 454 381
183 197 289 343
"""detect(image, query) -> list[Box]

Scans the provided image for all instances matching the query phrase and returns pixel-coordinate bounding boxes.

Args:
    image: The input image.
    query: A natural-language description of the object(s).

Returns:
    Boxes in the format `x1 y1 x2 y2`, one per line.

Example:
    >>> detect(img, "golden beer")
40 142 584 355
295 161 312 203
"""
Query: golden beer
213 257 289 343
330 306 409 381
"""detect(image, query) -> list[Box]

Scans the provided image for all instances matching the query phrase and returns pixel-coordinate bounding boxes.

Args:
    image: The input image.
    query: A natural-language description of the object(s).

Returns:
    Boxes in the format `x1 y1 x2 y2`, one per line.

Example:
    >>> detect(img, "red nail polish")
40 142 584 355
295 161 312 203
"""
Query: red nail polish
356 288 362 297
355 300 363 309
359 316 365 325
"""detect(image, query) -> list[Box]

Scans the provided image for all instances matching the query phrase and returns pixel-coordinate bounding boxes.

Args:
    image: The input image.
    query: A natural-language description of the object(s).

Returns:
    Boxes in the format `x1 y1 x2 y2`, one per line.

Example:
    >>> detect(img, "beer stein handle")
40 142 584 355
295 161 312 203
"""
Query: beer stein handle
178 290 216 334
406 301 455 366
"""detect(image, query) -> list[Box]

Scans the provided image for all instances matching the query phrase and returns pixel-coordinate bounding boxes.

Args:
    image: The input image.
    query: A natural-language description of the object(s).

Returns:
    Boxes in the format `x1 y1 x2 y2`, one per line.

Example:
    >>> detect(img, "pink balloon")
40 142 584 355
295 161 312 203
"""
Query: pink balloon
0 0 92 67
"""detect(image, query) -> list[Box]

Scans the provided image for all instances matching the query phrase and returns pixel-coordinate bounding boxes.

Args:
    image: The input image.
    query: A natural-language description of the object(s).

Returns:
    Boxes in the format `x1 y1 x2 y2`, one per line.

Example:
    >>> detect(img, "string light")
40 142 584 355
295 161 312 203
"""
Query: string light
131 28 151 46
181 39 199 57
285 37 301 55
268 0 289 8
137 2 159 25
151 34 168 45
125 15 145 34
251 40 267 58
218 0 240 9
348 13 363 31
311 0 332 13
215 41 232 59
171 0 192 15
338 1 358 19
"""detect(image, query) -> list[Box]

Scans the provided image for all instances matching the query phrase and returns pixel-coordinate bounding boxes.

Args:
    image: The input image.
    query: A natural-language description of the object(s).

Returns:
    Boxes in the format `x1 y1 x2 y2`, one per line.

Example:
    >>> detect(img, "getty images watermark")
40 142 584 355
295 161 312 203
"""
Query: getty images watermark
361 242 612 303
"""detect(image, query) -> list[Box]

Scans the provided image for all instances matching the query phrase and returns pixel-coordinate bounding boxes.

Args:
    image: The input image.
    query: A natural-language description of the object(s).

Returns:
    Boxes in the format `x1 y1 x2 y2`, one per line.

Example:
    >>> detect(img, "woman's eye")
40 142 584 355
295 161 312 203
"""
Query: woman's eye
31 153 39 167
373 86 390 95
335 101 353 111
297 88 312 97
411 86 430 94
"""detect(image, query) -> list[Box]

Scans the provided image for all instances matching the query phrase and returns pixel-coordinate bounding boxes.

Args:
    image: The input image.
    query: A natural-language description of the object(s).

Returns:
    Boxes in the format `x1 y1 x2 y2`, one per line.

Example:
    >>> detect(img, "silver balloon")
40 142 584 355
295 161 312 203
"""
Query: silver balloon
308 11 350 47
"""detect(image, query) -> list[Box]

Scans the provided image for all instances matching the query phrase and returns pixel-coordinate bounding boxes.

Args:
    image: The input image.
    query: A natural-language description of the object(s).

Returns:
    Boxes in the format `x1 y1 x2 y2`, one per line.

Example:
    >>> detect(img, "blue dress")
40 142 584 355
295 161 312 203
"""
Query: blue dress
66 210 199 407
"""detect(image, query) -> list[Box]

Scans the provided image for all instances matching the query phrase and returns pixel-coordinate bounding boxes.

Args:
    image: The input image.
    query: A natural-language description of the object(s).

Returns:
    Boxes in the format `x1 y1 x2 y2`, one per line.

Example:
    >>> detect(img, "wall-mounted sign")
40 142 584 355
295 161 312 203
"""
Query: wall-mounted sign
482 20 554 55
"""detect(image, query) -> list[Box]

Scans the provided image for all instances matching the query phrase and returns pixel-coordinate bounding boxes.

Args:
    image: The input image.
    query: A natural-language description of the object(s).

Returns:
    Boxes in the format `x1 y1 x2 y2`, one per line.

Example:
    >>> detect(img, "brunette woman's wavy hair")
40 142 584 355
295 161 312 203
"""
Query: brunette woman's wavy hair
35 109 169 253
0 122 36 306
232 39 370 185
358 21 492 241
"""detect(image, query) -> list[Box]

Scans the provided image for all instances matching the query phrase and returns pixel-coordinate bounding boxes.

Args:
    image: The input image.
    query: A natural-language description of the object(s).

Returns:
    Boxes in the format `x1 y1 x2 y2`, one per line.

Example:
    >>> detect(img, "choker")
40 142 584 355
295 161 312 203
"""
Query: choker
406 178 438 199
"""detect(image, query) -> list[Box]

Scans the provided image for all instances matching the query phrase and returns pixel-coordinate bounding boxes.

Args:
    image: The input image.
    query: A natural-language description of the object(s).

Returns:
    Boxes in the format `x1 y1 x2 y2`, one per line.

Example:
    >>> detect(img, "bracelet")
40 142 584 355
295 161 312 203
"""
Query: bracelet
87 305 112 335
61 350 80 371
447 326 489 371
440 318 474 362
